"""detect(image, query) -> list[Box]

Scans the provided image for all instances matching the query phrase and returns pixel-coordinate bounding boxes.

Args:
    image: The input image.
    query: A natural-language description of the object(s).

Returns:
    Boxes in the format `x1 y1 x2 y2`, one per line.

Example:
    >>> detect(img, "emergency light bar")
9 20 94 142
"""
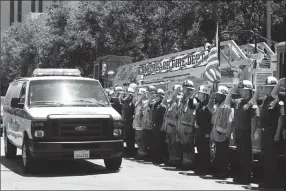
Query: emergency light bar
32 68 81 77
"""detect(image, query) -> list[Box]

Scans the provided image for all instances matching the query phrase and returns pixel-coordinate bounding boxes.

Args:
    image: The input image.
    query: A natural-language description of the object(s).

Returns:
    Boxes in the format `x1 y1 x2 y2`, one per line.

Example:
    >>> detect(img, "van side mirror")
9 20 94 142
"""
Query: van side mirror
11 98 24 109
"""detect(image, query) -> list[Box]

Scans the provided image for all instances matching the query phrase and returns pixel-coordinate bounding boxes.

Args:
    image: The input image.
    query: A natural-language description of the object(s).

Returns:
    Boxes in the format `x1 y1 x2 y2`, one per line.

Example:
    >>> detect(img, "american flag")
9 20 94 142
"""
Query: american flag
202 23 221 83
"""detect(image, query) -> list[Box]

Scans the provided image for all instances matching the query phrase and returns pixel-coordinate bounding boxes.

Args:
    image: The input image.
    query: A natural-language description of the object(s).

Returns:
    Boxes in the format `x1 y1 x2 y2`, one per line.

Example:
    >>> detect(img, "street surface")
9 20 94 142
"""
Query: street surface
0 138 260 190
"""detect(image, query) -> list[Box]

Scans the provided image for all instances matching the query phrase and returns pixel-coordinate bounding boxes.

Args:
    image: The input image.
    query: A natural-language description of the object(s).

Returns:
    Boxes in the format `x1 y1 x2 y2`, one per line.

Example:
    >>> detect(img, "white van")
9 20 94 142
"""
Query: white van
2 69 123 174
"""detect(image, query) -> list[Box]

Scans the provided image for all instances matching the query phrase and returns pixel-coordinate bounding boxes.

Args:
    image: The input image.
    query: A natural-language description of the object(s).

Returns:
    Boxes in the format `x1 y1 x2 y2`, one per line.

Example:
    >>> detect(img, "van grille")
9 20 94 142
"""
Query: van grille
47 118 112 141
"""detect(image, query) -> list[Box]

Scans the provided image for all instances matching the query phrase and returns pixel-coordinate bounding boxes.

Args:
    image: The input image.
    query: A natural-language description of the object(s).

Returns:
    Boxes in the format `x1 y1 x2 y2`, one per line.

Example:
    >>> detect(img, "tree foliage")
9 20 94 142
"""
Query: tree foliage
1 0 286 95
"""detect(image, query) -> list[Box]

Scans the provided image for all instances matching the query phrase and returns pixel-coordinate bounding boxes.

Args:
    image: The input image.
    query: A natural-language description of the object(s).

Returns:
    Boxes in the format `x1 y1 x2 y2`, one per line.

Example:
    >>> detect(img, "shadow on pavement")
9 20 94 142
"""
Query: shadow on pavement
161 167 182 171
0 155 118 178
178 172 198 176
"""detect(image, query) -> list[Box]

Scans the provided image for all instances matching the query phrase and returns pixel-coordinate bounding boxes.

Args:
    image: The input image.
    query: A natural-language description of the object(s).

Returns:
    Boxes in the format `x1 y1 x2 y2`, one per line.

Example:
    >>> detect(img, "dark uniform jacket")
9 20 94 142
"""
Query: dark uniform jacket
110 97 122 115
195 100 212 136
152 101 166 130
232 98 260 131
259 96 285 132
122 96 135 124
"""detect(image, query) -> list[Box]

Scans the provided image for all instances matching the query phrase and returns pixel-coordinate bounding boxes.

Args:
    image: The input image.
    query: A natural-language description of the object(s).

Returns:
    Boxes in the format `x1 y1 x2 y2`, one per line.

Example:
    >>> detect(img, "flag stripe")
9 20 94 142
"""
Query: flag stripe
202 23 221 83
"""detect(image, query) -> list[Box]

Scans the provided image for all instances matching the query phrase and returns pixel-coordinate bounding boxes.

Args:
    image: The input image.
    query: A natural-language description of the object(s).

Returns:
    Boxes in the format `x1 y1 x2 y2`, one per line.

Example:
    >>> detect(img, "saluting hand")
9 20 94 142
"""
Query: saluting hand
274 133 280 142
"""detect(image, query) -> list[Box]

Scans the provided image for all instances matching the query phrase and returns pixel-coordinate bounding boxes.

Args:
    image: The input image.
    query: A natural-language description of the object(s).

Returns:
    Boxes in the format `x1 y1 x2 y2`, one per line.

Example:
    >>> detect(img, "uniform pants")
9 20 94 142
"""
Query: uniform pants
166 132 178 163
196 134 211 173
135 130 147 156
235 129 252 181
261 129 280 187
177 132 195 169
142 129 152 156
151 129 168 163
214 140 229 175
124 121 135 155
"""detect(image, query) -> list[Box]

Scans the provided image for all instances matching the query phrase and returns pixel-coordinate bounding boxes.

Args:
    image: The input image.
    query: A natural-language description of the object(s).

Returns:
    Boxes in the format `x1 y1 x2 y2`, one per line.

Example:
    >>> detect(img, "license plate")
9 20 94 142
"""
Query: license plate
74 150 90 159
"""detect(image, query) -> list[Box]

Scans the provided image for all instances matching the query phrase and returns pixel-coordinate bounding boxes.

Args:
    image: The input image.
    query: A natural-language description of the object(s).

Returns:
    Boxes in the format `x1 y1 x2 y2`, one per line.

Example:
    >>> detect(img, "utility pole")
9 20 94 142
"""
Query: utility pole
266 0 272 48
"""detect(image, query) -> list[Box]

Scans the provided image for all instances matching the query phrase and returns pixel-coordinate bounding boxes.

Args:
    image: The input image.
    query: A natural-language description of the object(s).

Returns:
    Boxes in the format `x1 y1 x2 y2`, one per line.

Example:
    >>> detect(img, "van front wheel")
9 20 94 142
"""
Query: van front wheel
4 131 17 159
104 156 122 170
22 138 36 174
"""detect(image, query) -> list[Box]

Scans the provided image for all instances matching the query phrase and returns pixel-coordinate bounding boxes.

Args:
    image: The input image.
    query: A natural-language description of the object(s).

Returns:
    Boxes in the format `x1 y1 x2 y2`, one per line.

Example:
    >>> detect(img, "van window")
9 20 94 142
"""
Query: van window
19 83 27 104
28 79 109 107
4 81 24 106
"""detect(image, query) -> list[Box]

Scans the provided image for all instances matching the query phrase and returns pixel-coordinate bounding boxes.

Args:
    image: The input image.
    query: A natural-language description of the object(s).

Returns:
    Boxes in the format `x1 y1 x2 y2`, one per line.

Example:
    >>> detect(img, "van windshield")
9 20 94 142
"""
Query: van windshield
29 80 109 107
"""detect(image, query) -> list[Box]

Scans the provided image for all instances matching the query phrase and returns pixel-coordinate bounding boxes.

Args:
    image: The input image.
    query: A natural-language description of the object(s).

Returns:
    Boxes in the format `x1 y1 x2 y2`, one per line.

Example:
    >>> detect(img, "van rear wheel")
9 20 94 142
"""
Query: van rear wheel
4 130 17 159
104 156 122 170
22 137 36 174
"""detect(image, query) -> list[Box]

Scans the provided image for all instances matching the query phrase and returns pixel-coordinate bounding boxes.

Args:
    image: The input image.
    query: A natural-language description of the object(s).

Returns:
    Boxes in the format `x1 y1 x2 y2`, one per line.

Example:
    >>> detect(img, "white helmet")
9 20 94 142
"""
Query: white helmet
238 80 253 90
127 87 135 93
264 76 278 86
138 88 147 95
215 86 229 95
156 88 165 96
115 86 123 91
197 85 211 95
129 83 137 90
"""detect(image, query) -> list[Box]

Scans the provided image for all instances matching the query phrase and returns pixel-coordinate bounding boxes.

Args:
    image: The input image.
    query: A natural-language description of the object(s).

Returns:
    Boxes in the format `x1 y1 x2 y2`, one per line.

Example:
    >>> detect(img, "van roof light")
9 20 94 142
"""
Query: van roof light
32 68 81 77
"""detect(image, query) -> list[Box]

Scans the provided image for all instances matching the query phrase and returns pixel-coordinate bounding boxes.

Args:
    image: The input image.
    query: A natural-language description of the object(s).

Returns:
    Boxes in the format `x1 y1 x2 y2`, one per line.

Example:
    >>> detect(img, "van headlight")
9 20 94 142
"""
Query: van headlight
34 130 44 138
113 120 123 138
31 121 45 138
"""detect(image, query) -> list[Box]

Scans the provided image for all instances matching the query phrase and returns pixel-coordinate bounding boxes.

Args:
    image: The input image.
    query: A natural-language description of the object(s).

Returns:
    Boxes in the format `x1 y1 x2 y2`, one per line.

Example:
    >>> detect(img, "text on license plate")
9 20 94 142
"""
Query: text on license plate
74 150 90 159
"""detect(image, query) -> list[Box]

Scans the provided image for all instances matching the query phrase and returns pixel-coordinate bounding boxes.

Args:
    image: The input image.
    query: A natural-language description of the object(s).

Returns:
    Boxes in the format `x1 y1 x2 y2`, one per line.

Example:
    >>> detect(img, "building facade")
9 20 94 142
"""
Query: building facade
0 0 72 32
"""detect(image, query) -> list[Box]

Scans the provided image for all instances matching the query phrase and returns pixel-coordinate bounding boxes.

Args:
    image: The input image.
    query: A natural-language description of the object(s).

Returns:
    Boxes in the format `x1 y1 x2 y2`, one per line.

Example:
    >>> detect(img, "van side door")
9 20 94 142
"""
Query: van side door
3 80 24 147
14 82 28 147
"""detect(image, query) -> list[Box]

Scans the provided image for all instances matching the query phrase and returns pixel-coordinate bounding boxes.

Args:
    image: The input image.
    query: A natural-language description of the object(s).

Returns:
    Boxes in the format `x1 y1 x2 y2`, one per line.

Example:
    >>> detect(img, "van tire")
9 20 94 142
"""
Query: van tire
22 137 36 174
4 130 17 159
104 156 122 170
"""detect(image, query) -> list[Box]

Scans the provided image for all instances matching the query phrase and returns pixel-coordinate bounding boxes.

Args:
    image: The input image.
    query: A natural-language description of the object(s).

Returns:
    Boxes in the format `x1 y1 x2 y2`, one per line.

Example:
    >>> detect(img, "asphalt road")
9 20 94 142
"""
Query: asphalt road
0 138 263 190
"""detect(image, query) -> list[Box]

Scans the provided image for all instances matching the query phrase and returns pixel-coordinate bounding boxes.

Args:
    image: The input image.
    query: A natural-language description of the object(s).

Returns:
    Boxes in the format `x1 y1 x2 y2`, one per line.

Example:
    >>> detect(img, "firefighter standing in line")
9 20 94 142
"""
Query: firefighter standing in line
110 86 124 115
141 86 157 161
208 86 234 179
150 89 168 164
270 77 286 190
121 87 136 157
133 88 148 160
161 85 182 167
194 85 213 175
177 80 197 170
251 77 285 189
227 80 260 184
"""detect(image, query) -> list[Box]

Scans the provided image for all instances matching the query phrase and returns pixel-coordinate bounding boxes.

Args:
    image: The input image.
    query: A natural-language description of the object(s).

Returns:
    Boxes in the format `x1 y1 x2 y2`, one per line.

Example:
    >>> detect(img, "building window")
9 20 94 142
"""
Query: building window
31 0 35 12
10 0 15 26
17 0 22 22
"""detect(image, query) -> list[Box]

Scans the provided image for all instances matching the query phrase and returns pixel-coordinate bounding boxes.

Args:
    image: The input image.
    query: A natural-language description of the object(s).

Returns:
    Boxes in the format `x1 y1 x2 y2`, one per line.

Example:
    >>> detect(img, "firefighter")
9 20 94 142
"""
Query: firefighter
252 77 284 189
227 80 260 184
208 86 234 179
150 89 167 164
271 77 286 190
141 85 157 160
177 80 197 170
161 85 182 167
194 85 213 175
133 88 147 160
110 86 124 115
122 87 136 157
